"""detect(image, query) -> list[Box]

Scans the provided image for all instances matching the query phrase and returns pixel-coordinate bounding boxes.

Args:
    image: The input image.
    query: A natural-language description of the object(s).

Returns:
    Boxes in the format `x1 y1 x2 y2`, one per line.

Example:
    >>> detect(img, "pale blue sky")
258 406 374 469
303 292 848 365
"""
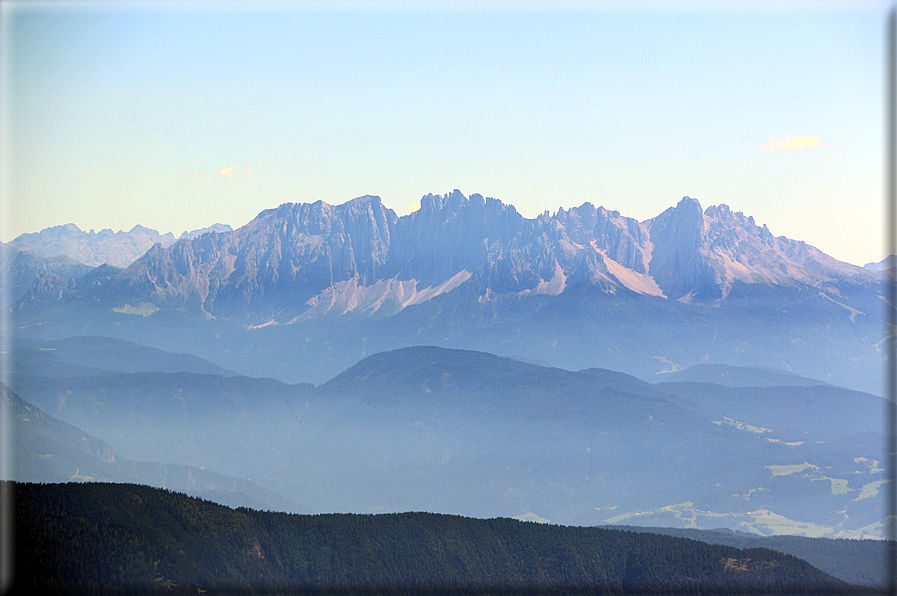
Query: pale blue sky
1 0 890 265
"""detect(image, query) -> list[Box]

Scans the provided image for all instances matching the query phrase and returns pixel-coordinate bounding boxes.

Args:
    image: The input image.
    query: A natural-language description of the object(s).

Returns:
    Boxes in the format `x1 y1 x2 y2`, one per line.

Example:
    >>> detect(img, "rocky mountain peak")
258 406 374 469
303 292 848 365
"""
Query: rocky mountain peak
669 196 705 227
10 223 178 268
13 191 878 323
419 189 466 212
864 255 896 280
645 197 719 301
179 224 233 240
551 203 649 274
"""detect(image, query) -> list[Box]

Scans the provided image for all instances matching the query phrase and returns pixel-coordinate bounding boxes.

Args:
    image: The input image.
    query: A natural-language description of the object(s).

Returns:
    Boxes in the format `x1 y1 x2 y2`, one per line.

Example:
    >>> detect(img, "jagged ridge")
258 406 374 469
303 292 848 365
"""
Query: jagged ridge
13 191 877 323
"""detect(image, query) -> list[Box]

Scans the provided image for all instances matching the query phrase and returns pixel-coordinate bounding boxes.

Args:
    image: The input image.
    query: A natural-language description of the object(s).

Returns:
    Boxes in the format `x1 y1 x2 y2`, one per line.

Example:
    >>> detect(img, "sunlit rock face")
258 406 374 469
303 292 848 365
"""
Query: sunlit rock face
14 191 877 324
646 197 872 302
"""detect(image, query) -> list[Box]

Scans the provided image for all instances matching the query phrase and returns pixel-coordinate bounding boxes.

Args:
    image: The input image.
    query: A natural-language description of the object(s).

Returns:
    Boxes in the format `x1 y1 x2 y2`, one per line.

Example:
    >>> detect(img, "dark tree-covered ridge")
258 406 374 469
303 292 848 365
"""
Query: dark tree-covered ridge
8 481 872 596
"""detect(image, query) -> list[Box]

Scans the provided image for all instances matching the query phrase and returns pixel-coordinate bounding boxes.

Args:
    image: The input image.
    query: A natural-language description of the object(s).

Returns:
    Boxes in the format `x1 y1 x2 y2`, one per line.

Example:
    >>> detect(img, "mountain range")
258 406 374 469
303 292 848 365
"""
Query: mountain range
7 222 233 268
4 187 893 592
6 191 890 395
11 192 881 319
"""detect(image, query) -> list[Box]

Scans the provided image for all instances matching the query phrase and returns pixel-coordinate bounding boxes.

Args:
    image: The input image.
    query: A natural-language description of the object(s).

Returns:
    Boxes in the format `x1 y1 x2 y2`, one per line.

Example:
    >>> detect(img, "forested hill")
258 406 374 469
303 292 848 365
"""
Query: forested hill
9 482 870 595
600 525 890 589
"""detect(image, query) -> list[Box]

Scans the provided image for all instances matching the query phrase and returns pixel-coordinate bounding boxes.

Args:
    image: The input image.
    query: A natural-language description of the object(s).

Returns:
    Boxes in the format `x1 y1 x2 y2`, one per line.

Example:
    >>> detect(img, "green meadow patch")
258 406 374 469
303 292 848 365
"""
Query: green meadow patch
854 479 891 501
113 303 160 316
812 477 853 496
766 462 819 477
746 509 831 537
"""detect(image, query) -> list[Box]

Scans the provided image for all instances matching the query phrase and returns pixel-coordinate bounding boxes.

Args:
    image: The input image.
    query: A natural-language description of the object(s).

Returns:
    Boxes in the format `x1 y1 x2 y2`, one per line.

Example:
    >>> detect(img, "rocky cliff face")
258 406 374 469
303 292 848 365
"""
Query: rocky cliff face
647 197 720 301
390 191 532 288
644 198 871 301
553 203 649 273
0 243 93 304
99 197 398 320
13 192 877 323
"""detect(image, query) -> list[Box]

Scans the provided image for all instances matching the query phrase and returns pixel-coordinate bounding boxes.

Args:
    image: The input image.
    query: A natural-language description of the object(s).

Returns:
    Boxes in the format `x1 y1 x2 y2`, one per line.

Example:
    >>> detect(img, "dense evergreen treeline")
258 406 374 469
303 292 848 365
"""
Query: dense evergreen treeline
603 525 890 588
8 481 873 595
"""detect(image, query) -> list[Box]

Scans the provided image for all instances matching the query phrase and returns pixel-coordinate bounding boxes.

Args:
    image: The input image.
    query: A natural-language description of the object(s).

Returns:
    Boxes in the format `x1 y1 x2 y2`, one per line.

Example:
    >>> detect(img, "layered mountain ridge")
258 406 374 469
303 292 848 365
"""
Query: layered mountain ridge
9 222 233 268
0 243 93 303
13 191 877 324
9 340 888 538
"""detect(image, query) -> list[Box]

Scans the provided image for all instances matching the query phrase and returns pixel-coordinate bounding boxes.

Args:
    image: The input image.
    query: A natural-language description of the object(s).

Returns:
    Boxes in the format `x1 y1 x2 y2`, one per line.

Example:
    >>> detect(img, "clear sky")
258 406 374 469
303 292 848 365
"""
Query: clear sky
0 0 890 266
